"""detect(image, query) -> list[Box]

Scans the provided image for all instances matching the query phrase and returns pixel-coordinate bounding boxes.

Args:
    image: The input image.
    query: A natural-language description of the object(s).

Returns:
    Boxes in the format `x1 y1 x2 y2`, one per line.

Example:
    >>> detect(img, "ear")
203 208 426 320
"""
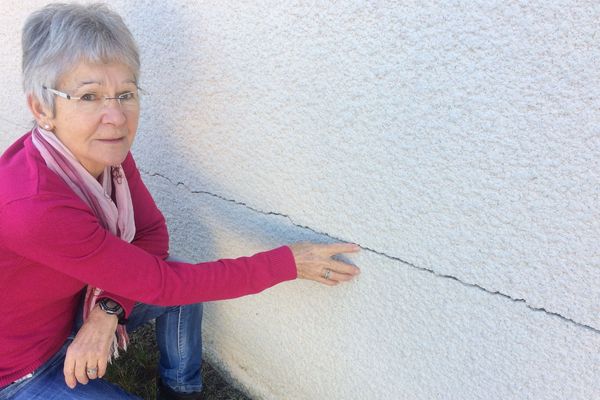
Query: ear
27 94 54 130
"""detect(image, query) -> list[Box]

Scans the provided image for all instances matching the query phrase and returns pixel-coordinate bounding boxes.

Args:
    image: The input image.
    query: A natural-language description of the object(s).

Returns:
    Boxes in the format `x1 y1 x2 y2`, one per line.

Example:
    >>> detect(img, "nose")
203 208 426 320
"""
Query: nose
100 98 127 126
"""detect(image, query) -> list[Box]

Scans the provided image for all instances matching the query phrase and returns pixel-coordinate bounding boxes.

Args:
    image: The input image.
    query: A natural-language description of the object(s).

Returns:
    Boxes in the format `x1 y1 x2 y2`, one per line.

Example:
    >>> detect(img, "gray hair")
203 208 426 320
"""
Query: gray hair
22 3 140 112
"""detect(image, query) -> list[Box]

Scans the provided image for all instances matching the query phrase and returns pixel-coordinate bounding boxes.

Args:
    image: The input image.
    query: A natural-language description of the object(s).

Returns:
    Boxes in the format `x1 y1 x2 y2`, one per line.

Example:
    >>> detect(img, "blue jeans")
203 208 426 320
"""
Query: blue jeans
0 302 203 399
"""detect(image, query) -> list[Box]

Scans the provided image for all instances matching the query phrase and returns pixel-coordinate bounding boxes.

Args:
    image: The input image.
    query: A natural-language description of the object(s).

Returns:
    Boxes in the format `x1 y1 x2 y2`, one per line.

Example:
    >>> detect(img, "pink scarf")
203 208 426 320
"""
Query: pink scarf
31 127 135 359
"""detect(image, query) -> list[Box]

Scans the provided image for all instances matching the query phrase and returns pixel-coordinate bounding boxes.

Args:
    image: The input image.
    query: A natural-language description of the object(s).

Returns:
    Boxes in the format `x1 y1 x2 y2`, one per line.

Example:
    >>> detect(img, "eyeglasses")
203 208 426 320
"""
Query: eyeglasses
42 86 139 114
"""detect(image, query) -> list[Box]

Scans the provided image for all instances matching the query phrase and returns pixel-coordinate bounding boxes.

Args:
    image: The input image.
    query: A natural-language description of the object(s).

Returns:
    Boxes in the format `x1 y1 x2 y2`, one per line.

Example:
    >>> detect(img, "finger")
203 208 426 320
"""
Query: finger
321 243 360 256
86 363 99 380
97 357 108 379
324 270 356 282
315 276 339 286
86 355 101 379
74 359 89 386
63 353 77 389
321 266 355 282
329 259 360 276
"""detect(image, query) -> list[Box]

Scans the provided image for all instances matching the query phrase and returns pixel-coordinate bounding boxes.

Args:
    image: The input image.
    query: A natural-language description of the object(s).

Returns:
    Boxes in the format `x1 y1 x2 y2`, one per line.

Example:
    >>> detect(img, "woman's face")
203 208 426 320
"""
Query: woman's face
44 61 139 178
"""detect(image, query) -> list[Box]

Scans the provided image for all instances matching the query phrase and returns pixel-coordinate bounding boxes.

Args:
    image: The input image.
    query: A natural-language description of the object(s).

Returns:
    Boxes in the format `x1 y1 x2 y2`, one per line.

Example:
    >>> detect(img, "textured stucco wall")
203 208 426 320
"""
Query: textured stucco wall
1 1 599 399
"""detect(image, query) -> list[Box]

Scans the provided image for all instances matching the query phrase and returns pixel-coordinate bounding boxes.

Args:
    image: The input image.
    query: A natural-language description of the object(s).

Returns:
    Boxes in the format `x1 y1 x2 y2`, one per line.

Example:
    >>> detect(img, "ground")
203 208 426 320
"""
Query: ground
107 324 250 400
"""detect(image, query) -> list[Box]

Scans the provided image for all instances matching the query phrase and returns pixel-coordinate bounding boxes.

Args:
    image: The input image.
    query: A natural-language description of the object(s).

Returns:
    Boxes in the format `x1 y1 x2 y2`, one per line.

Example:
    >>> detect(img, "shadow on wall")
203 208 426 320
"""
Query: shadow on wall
119 0 362 334
119 0 352 284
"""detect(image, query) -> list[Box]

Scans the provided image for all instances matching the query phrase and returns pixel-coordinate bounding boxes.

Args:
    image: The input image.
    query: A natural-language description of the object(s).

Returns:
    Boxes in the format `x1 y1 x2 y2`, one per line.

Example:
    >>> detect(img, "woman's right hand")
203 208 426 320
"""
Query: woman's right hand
288 242 361 286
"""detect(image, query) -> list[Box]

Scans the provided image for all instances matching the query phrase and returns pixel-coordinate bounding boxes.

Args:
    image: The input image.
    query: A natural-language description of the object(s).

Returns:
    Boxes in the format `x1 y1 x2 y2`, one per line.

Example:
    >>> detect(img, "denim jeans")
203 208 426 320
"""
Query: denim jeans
0 301 203 400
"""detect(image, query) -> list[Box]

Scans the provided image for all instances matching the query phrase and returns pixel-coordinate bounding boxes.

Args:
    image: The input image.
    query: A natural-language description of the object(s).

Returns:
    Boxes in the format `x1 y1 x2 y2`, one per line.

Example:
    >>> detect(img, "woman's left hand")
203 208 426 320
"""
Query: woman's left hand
63 305 118 389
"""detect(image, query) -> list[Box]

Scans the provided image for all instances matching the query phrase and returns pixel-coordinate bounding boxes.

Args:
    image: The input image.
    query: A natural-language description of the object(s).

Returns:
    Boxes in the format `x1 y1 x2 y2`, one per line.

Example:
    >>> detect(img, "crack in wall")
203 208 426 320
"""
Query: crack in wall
141 169 600 335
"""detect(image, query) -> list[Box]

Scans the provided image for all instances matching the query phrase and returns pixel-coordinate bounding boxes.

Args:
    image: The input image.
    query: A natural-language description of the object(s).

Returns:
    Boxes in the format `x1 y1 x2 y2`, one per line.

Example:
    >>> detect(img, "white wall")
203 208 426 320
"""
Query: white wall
1 1 599 399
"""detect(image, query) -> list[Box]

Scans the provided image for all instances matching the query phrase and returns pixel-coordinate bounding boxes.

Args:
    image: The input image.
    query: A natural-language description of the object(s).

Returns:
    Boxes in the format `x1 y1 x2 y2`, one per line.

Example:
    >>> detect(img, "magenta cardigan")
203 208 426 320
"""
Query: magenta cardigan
0 132 297 387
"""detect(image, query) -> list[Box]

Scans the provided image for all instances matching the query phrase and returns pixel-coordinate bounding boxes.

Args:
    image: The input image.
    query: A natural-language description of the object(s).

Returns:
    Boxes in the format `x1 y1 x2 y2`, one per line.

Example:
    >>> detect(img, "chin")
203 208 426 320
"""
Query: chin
106 147 129 165
100 153 129 168
111 154 129 166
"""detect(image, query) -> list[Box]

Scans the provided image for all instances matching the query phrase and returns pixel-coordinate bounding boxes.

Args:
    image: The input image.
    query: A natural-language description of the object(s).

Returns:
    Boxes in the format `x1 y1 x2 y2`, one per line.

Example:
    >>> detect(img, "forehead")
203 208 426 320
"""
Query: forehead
58 61 136 89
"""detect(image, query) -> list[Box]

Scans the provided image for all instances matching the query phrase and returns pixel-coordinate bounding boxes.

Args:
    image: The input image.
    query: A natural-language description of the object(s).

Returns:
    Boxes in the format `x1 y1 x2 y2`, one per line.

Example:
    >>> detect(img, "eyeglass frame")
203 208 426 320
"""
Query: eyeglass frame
42 86 139 109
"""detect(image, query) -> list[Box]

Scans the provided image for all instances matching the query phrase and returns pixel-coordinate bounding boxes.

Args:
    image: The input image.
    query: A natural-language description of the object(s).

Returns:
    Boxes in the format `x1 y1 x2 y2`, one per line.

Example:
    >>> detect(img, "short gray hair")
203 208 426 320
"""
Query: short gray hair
22 3 140 112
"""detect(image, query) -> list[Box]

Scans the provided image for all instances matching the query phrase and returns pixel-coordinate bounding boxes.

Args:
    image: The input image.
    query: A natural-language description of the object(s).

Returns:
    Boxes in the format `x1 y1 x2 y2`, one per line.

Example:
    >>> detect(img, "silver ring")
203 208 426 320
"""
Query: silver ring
87 368 98 375
323 268 332 280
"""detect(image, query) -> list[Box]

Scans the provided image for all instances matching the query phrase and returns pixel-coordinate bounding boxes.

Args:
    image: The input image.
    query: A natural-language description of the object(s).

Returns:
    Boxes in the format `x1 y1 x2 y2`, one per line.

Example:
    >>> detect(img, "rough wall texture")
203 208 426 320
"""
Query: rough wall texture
1 1 599 399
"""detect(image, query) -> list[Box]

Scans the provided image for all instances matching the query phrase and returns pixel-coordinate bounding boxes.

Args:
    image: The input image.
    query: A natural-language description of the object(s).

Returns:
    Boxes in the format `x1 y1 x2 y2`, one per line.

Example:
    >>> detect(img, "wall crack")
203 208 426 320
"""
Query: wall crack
141 169 600 335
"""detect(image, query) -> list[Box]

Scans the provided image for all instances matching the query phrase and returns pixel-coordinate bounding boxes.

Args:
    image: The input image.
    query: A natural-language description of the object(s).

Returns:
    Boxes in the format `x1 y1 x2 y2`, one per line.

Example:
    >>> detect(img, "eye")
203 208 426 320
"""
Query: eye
118 92 136 101
80 93 97 101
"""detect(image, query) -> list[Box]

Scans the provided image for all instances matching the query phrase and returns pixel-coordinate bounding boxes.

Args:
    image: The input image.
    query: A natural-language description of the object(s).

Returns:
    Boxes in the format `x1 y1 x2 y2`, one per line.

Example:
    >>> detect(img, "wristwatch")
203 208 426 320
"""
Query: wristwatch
98 298 127 324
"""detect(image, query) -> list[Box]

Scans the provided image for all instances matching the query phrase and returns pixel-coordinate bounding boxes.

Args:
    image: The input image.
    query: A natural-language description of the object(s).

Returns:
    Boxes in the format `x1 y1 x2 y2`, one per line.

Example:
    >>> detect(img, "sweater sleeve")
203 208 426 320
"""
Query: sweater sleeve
0 194 297 306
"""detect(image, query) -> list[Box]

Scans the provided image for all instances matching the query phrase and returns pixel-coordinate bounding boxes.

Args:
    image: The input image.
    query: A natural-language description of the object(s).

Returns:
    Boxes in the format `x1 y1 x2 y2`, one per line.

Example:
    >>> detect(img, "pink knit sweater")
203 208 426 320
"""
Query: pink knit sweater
0 132 297 388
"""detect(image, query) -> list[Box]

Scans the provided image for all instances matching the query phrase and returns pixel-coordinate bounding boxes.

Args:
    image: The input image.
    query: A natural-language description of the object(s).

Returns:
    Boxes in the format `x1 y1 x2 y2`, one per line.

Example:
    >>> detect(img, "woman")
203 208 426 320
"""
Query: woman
0 3 360 400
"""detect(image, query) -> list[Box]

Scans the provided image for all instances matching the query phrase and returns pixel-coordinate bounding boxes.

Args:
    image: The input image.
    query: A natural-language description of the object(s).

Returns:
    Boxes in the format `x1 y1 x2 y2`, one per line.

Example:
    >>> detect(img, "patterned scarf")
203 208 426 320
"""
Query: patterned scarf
31 127 135 359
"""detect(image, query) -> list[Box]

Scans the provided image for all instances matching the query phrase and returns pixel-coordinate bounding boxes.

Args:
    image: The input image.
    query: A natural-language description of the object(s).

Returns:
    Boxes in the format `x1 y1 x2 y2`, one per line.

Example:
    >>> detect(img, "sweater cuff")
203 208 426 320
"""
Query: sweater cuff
270 245 298 281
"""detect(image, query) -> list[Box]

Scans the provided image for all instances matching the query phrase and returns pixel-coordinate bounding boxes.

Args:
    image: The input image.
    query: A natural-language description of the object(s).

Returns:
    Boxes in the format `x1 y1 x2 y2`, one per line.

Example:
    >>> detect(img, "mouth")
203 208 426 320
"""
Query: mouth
97 137 126 144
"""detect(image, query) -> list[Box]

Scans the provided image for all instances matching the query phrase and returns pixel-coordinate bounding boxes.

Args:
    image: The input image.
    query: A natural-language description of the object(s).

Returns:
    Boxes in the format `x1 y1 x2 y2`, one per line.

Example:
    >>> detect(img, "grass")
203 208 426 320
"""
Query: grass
106 323 250 400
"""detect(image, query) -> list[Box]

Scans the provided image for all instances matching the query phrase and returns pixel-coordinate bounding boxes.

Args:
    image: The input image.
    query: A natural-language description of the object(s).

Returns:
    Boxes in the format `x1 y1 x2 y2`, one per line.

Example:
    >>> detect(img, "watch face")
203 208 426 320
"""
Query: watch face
100 299 123 314
98 299 126 324
103 299 119 310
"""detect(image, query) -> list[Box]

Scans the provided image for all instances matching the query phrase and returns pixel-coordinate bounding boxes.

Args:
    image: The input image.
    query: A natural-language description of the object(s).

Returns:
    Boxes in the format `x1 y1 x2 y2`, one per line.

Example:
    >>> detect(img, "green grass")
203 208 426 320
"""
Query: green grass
106 324 250 400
